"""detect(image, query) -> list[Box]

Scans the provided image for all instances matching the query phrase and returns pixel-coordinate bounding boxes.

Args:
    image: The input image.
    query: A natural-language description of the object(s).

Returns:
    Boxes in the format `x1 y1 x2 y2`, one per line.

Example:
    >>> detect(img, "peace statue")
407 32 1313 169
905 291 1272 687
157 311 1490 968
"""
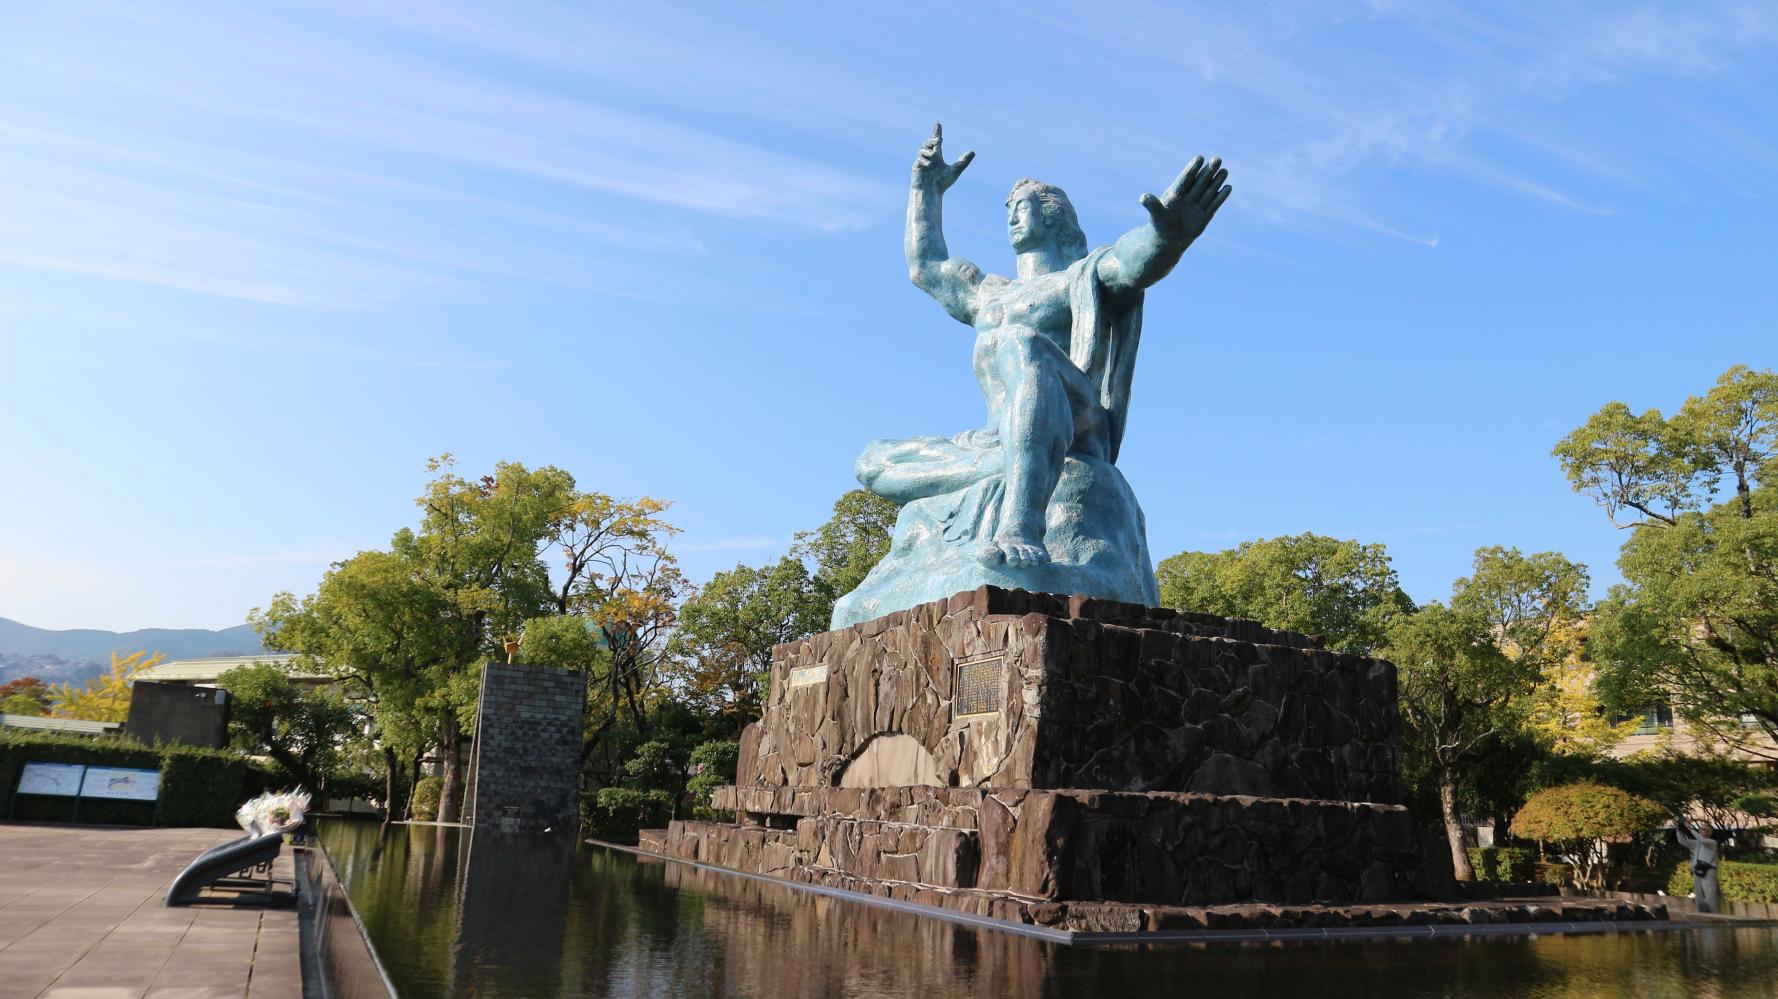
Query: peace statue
831 124 1232 628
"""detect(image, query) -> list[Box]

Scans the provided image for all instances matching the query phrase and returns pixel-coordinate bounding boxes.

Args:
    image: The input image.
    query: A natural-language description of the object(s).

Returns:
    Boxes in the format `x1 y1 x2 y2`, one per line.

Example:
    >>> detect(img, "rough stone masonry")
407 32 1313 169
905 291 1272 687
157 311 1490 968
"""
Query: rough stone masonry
468 661 583 834
656 587 1435 923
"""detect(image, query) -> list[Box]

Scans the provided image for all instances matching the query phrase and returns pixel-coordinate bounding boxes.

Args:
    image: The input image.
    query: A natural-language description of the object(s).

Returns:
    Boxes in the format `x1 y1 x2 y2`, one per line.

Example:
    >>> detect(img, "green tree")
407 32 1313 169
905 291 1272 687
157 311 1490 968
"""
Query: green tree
1155 533 1411 654
792 489 899 611
1557 366 1778 760
1393 545 1592 881
670 556 827 726
216 663 359 794
527 488 688 767
259 456 576 823
254 547 451 821
1388 602 1539 882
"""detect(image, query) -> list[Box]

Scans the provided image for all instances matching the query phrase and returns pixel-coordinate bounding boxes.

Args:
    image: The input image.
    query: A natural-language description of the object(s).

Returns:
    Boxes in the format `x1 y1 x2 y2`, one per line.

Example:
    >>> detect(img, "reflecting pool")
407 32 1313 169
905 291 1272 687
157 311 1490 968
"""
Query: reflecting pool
320 821 1778 999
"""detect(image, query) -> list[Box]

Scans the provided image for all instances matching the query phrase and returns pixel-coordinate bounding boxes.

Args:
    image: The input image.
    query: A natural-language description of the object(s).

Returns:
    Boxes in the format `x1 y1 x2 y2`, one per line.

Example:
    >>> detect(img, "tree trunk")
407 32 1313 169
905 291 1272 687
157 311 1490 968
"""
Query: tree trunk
438 714 464 824
1440 772 1476 882
382 745 401 821
406 755 422 821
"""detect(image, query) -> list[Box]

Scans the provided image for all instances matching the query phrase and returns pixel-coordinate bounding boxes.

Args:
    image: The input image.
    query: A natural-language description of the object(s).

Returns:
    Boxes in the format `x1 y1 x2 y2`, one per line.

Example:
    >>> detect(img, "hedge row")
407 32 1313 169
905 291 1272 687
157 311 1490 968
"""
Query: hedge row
1667 860 1778 903
0 730 264 827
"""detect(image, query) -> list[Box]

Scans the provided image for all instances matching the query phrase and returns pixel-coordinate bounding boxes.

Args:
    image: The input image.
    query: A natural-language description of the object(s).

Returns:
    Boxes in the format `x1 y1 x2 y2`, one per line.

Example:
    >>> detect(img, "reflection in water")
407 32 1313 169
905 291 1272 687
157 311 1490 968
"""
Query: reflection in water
321 822 1778 999
454 830 576 996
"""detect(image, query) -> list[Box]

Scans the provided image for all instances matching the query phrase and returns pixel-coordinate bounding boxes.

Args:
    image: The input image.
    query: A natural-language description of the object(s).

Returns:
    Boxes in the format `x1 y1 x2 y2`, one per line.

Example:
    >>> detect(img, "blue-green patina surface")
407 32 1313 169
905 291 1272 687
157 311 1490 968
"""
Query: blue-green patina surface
834 125 1233 627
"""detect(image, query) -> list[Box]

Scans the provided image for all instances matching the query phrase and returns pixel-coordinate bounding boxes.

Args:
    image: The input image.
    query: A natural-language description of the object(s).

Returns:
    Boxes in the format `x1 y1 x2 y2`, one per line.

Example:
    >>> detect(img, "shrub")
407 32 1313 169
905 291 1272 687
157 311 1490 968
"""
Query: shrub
1468 847 1535 882
1667 860 1778 903
409 776 441 821
0 730 250 827
1512 782 1666 890
588 786 673 838
1534 861 1571 887
686 739 739 818
157 746 249 827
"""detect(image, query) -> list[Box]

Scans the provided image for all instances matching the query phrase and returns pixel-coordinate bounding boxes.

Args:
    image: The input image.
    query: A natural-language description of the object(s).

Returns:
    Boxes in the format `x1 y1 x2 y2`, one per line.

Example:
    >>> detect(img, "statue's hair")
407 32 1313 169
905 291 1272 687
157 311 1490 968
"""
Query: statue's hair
1007 178 1088 261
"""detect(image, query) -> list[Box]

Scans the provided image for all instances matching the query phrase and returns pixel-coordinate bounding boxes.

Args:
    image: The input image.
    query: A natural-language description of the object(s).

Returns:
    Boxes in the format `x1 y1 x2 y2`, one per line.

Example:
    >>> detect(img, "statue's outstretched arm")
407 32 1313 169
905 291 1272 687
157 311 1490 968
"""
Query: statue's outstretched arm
907 123 984 325
1099 156 1232 294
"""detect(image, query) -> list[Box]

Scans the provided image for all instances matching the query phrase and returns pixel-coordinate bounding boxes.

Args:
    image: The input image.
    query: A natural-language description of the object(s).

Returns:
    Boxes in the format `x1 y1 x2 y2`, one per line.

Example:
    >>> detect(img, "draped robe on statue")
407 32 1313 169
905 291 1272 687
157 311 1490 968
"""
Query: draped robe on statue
834 247 1160 628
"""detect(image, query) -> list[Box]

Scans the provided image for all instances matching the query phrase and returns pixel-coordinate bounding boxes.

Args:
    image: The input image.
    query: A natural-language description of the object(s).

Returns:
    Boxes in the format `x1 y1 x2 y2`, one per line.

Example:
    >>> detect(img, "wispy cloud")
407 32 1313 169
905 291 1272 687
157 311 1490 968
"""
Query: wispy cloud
1 0 1773 314
0 1 886 308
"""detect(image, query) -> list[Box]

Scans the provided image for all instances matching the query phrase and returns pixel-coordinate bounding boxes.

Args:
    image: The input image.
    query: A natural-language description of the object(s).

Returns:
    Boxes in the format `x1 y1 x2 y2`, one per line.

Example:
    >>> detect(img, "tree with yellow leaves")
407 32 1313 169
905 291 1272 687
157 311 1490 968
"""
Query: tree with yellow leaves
50 651 163 721
1522 616 1641 753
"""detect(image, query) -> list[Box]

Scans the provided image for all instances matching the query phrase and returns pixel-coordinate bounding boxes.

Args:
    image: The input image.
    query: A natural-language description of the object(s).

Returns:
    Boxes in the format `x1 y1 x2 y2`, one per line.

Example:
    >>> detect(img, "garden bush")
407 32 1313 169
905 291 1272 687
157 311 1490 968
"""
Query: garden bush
1511 782 1666 890
686 739 739 819
410 775 441 821
1533 861 1571 887
1667 860 1778 903
1468 847 1535 882
158 746 249 827
587 786 673 838
1 729 254 827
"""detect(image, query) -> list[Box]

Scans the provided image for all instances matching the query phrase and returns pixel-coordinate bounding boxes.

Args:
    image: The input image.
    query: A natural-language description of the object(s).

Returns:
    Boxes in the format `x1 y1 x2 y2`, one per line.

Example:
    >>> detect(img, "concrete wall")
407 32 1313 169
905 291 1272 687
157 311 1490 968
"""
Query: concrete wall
124 681 229 749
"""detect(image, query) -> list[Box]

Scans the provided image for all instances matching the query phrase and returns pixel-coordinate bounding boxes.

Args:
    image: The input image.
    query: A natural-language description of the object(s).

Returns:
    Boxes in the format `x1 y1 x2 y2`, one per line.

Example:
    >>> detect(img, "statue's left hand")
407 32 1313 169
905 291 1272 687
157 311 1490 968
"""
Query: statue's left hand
1140 156 1231 245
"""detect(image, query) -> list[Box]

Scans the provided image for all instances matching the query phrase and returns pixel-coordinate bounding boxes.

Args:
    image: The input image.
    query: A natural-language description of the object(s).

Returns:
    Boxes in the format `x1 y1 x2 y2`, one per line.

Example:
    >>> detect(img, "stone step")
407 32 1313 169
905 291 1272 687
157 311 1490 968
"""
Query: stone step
673 780 1429 908
652 822 1665 935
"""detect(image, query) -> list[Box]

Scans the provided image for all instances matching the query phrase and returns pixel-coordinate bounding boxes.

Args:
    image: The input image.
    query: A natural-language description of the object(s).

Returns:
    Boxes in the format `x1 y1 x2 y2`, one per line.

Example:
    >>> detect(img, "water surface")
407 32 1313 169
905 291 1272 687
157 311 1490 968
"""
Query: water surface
321 821 1778 999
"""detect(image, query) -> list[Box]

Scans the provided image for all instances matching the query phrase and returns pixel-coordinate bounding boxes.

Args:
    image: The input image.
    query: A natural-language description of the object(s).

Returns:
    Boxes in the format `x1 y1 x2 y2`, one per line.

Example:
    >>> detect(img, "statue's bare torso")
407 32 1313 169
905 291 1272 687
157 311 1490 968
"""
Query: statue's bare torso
968 273 1082 443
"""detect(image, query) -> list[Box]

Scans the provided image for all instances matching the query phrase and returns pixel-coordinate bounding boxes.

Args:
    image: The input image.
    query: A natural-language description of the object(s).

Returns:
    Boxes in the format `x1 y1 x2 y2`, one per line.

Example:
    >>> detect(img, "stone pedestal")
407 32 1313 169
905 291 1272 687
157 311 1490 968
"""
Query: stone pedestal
651 588 1652 934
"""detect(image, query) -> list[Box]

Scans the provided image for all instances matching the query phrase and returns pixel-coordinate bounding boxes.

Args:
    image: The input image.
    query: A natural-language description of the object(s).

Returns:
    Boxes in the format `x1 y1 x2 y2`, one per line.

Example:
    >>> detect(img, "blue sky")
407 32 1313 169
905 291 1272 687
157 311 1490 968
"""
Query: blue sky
1 1 1774 631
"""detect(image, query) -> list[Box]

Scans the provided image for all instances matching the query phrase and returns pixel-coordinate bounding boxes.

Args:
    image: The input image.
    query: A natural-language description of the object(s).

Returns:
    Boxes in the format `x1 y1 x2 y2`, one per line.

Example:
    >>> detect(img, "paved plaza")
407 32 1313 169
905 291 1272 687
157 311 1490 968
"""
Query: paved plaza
0 824 300 999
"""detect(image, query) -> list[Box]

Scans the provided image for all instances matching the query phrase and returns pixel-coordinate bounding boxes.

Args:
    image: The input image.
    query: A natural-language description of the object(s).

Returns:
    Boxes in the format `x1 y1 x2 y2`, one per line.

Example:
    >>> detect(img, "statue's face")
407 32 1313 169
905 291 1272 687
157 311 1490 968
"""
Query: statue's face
1007 193 1047 251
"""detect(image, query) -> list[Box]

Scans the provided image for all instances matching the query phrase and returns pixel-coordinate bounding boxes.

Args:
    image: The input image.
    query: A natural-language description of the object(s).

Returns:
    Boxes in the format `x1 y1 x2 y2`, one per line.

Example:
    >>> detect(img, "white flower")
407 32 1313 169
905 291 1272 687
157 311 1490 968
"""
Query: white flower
235 789 312 836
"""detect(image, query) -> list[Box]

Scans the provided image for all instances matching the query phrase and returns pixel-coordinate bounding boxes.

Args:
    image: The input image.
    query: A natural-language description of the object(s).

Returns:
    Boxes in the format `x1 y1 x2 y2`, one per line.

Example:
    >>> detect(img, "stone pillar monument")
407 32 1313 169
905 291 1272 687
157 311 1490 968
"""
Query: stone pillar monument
465 661 583 834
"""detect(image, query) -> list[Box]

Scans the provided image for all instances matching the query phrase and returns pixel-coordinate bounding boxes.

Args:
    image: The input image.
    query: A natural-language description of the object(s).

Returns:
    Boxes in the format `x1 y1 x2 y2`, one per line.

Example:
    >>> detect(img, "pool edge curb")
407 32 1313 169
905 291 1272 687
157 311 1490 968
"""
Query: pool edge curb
587 838 1758 947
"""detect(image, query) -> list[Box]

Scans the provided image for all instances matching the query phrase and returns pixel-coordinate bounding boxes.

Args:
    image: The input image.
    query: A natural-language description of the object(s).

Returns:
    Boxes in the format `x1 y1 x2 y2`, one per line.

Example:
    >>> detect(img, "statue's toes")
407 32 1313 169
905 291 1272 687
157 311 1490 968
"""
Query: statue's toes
974 542 1006 567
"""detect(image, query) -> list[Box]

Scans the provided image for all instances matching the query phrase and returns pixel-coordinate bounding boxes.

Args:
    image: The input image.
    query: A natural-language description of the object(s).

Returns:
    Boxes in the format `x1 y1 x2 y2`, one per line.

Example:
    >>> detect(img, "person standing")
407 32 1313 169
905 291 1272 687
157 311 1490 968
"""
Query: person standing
1676 817 1722 914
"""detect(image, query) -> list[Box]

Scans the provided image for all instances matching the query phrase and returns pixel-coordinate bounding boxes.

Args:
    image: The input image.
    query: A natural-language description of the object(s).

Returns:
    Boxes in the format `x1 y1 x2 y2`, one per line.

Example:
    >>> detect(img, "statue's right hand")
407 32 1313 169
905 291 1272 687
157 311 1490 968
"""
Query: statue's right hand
913 122 974 193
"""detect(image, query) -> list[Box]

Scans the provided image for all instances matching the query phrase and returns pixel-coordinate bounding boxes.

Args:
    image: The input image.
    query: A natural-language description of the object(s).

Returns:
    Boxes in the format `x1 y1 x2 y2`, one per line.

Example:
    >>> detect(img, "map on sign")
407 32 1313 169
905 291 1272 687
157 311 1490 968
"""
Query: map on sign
17 762 87 797
80 767 161 801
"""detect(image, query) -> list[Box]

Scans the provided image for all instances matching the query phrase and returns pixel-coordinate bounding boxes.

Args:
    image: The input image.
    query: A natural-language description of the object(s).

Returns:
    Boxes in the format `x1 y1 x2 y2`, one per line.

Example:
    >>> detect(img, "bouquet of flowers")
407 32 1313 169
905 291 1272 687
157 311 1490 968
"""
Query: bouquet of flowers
235 789 312 837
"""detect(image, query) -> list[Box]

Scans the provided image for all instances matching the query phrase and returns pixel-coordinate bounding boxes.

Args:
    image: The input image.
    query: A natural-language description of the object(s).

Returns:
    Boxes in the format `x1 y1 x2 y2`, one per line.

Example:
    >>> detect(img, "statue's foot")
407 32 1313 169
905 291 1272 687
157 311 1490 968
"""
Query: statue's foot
976 530 1051 568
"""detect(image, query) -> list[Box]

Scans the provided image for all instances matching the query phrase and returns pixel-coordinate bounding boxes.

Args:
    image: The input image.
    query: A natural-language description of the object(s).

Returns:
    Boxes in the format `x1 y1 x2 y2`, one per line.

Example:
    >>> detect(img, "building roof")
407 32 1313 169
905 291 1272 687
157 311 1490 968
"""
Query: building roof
0 714 121 735
135 652 333 685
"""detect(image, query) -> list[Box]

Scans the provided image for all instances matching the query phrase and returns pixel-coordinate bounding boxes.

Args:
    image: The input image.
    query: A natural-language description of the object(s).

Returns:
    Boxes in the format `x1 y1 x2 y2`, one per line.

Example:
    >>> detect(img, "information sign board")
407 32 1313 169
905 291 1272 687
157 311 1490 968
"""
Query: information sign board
17 762 86 797
79 767 161 801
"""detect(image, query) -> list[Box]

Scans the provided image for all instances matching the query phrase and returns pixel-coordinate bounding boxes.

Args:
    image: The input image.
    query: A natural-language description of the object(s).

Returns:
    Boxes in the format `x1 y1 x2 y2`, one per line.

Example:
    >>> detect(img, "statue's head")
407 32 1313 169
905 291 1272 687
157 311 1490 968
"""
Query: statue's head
1007 178 1087 261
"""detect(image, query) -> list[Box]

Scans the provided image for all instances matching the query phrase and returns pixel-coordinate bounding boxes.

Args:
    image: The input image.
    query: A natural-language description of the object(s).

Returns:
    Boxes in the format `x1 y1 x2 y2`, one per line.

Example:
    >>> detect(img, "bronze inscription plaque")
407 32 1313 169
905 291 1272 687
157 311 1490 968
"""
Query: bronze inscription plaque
953 654 1003 719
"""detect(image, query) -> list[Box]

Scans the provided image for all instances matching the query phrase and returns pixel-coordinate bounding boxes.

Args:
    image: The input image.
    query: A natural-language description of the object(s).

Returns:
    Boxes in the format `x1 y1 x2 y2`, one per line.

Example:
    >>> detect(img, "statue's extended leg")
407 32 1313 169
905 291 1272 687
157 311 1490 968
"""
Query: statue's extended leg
981 327 1076 567
856 435 1000 503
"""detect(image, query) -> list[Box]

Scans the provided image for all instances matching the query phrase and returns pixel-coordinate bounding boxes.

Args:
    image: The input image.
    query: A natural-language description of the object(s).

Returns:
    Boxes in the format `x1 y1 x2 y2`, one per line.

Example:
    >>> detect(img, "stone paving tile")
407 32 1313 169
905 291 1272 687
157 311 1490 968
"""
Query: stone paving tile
0 825 302 999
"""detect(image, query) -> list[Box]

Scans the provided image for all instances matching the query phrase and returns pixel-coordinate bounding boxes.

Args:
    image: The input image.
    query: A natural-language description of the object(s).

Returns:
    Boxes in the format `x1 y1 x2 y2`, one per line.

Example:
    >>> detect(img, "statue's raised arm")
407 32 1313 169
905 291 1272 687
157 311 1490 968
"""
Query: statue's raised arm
1098 156 1232 294
906 123 986 325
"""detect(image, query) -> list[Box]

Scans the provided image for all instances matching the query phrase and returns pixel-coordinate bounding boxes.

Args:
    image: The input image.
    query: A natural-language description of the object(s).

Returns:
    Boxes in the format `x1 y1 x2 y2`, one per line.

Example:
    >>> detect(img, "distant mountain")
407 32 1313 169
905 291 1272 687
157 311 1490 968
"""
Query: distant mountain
0 617 267 686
